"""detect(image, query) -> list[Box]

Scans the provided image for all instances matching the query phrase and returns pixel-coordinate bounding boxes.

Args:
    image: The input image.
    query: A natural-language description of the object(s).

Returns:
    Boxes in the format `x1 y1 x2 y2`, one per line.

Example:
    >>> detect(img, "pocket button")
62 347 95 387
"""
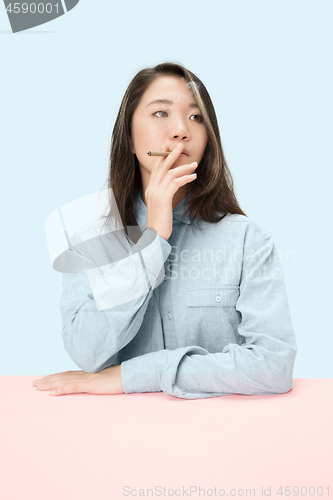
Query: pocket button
215 295 222 303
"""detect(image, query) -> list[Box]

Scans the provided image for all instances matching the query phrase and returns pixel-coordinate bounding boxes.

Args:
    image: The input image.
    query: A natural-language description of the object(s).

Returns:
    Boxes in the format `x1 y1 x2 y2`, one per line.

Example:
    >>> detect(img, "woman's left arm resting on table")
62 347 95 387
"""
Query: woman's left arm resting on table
120 235 298 399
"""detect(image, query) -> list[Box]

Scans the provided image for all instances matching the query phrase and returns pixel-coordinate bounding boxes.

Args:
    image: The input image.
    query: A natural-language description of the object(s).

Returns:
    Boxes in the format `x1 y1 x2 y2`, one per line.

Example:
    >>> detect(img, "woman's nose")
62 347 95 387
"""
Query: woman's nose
173 131 189 140
169 121 190 141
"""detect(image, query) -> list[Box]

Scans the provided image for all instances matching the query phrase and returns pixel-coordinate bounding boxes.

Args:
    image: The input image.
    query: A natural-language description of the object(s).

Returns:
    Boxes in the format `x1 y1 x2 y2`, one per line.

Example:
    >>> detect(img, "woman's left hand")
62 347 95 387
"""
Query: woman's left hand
33 365 125 396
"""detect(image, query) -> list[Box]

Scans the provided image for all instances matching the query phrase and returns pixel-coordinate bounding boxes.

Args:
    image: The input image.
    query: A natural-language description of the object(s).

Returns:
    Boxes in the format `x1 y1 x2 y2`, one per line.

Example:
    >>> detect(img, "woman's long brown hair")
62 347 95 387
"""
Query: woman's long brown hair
102 62 246 238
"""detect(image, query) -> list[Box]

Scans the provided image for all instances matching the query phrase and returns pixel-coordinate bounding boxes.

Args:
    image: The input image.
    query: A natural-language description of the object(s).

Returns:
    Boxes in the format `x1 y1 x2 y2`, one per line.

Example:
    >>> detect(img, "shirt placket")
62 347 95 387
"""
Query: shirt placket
158 236 175 350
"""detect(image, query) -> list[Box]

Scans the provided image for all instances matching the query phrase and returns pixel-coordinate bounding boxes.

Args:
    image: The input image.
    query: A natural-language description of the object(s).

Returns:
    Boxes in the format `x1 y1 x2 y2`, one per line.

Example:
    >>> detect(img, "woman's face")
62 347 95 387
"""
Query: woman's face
131 75 208 183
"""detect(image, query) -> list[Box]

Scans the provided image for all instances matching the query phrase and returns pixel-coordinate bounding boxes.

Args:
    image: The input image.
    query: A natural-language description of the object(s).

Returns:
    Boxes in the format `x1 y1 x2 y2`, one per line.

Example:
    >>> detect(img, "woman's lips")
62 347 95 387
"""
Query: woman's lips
170 153 188 168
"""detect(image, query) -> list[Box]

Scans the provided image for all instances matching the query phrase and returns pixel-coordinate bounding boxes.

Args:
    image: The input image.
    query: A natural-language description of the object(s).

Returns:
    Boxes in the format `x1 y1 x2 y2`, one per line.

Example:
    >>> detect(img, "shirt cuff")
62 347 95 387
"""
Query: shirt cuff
156 233 172 260
121 352 161 394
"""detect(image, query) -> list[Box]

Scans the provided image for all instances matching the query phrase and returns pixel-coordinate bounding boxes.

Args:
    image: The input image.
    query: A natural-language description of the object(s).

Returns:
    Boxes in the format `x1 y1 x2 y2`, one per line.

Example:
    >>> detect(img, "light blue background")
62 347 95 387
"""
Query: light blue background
1 1 331 376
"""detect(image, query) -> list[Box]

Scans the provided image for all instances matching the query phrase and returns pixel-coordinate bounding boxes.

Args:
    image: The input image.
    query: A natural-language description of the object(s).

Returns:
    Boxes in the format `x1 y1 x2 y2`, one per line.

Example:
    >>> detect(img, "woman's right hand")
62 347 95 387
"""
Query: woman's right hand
145 143 198 241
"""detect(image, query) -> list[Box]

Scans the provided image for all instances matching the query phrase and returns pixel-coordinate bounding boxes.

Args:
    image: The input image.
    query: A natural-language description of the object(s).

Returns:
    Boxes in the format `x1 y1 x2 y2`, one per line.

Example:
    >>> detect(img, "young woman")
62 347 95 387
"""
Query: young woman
33 62 297 399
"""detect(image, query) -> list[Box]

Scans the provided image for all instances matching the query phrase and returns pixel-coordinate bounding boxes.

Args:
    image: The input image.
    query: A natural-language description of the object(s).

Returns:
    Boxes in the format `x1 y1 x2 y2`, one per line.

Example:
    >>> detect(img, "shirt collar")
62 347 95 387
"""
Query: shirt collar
134 189 192 230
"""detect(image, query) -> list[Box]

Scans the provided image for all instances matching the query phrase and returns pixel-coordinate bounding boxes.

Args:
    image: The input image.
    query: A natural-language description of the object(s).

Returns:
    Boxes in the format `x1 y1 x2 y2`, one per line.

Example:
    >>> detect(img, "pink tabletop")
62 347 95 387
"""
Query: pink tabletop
0 378 332 499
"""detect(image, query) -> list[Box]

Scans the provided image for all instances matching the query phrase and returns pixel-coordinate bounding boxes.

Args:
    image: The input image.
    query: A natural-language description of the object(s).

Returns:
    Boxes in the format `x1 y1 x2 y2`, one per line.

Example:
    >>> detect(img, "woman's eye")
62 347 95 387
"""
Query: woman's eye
152 111 203 121
190 114 203 122
153 110 168 118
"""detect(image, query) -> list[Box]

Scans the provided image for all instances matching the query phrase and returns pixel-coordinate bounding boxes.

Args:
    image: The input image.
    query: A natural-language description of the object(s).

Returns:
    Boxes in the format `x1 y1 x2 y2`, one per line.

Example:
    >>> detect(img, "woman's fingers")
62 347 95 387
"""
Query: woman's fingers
35 379 76 394
150 143 183 185
149 143 194 202
46 382 78 396
48 385 74 396
33 370 87 390
145 142 198 241
34 372 93 395
159 161 198 191
164 170 197 200
49 381 87 396
149 143 167 182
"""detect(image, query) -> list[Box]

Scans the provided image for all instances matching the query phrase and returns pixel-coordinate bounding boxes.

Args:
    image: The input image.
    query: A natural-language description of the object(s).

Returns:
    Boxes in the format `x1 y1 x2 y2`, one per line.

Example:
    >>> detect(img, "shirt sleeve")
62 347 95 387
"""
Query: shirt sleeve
59 228 172 373
120 235 298 399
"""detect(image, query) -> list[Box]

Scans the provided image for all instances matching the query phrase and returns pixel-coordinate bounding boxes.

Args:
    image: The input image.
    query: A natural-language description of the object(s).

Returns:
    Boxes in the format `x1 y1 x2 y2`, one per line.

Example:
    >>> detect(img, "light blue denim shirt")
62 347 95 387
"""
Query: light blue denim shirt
60 190 297 399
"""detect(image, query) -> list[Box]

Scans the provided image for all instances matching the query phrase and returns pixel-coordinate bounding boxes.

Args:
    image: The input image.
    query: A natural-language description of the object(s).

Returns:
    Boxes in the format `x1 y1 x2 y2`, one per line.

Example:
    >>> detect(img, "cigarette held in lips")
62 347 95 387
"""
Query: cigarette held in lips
146 151 172 156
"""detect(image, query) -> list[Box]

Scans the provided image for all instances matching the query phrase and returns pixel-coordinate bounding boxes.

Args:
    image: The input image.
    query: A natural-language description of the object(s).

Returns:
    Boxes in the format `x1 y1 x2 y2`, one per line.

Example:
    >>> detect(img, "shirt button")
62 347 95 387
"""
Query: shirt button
168 312 172 320
215 295 222 303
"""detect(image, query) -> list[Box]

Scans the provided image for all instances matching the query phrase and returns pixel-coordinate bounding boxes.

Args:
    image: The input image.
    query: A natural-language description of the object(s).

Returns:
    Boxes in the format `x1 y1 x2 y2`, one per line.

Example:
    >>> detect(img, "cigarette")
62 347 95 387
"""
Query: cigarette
147 151 172 157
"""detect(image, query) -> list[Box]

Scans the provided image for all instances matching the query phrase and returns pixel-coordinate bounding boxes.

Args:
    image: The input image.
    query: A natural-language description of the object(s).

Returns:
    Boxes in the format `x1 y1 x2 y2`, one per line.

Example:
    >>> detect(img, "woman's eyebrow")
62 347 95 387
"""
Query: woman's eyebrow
146 99 199 108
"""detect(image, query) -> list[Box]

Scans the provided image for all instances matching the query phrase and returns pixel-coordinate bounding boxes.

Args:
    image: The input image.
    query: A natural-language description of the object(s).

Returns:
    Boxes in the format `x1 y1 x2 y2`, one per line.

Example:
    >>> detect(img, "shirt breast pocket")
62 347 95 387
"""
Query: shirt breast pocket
184 286 241 351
